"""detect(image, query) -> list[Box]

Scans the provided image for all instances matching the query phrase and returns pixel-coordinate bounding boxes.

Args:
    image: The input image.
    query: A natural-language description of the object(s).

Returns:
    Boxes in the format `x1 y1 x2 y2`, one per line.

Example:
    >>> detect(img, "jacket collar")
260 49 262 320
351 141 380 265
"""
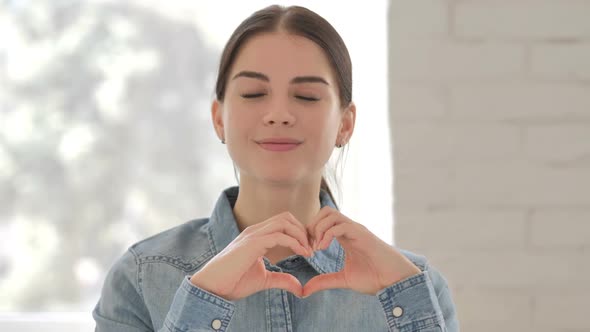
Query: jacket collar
207 186 345 275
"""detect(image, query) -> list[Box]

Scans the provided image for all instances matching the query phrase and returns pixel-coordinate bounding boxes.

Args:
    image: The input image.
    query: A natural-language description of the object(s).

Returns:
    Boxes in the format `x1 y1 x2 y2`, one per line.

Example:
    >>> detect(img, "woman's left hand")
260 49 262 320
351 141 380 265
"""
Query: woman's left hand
302 207 422 298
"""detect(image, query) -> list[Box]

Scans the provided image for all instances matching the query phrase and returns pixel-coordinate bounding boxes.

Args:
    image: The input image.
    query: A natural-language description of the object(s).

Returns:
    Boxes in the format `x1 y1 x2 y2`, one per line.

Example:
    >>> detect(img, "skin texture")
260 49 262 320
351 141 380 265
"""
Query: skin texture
191 31 420 301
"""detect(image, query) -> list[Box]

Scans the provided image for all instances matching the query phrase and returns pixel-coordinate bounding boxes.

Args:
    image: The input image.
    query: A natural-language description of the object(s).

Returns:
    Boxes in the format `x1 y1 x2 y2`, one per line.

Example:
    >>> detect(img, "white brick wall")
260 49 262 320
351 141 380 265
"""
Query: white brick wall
388 1 590 331
390 41 525 81
454 1 590 40
450 84 590 120
531 210 590 248
532 43 590 80
524 125 590 163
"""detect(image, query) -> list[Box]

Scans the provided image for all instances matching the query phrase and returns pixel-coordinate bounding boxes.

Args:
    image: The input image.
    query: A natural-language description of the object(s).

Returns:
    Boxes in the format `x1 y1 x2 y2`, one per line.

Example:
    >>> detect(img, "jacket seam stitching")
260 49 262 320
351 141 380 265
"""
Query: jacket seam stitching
137 253 211 272
129 247 148 304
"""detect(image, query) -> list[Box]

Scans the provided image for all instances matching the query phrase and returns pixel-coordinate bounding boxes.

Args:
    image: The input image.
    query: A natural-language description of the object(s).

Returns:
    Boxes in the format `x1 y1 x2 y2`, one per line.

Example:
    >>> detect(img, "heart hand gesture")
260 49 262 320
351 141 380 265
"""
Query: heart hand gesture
190 212 313 301
189 207 421 302
302 207 422 298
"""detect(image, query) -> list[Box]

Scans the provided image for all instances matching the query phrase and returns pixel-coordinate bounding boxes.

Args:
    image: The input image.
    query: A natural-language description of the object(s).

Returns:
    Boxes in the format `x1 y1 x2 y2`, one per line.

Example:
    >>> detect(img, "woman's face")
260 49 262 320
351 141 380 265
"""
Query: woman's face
212 32 355 186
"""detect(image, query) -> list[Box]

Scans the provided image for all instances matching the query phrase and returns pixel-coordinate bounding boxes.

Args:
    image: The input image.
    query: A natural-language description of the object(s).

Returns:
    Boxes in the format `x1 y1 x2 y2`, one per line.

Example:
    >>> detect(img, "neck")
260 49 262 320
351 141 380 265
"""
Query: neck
233 176 322 232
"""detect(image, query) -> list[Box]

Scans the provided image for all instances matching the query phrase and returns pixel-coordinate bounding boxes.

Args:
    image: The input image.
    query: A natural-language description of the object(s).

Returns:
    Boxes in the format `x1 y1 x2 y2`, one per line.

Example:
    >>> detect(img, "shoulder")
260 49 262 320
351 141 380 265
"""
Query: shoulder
99 218 212 301
125 218 212 272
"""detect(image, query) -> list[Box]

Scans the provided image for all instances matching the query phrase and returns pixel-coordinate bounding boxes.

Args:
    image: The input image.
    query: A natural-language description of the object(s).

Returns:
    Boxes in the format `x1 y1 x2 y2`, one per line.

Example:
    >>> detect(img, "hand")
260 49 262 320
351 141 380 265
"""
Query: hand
190 212 313 301
302 207 422 298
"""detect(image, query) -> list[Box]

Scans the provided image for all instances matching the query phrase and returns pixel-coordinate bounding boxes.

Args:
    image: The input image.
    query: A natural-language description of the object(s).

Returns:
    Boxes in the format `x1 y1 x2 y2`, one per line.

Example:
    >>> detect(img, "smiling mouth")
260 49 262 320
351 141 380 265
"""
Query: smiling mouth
257 142 301 152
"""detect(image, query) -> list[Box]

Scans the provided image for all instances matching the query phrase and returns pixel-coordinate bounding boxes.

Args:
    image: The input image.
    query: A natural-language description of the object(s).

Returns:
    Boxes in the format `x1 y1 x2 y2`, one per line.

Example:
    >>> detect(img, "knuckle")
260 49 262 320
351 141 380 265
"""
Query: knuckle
241 225 255 236
276 212 290 222
242 225 252 233
284 211 296 220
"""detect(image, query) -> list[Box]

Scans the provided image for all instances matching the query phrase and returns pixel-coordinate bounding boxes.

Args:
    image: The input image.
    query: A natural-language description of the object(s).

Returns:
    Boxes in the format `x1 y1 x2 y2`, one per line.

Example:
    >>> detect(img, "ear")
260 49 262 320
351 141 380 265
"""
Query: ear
338 102 356 144
211 99 225 141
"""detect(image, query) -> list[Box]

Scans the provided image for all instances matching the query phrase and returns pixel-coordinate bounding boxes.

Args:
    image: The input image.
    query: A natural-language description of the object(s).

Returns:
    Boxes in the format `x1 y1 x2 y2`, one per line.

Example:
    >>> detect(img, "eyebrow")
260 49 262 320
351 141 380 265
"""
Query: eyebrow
232 71 269 82
231 70 329 85
292 76 329 85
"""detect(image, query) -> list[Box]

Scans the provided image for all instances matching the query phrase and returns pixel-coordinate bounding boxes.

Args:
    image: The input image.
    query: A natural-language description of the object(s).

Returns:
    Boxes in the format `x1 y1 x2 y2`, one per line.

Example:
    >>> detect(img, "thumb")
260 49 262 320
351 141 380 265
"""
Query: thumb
265 271 304 297
302 272 346 298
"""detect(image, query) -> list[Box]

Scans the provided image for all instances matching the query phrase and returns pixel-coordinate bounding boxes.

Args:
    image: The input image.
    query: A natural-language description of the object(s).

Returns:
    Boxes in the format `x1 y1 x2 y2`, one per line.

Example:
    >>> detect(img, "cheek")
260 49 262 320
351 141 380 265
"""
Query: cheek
224 107 252 138
310 118 339 160
315 112 340 142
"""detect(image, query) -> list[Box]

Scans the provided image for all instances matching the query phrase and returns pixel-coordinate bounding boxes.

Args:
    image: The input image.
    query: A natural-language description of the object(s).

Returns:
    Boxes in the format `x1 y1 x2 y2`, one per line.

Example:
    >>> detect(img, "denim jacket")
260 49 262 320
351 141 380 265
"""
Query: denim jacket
94 186 459 331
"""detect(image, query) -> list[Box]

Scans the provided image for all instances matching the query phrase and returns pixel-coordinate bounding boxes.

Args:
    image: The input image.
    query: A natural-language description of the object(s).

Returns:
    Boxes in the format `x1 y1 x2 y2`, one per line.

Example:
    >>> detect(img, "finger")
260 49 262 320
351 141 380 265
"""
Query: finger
277 212 312 249
252 212 308 245
282 212 313 248
313 214 348 250
259 233 312 257
271 211 304 232
302 272 346 298
307 206 333 232
306 207 335 242
258 216 312 251
317 222 359 251
265 271 304 297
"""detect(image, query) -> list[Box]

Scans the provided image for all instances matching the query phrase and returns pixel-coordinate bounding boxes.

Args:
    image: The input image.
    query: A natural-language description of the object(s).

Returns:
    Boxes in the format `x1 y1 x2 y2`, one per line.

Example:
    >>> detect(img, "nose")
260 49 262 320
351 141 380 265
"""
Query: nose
263 105 296 127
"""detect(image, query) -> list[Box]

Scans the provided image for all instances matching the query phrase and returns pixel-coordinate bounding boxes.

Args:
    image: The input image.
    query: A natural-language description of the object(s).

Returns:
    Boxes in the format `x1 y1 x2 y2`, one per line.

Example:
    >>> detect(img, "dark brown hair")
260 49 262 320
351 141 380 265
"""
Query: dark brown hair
215 5 352 207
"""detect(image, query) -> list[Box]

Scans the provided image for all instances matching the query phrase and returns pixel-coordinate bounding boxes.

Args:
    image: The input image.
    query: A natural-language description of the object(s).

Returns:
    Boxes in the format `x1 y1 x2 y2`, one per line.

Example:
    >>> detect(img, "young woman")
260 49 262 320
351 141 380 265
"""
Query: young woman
94 5 459 332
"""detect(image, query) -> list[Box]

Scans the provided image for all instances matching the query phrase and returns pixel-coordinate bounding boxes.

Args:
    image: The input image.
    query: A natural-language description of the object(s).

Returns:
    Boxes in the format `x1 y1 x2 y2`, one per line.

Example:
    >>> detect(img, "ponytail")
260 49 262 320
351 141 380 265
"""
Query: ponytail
320 176 339 210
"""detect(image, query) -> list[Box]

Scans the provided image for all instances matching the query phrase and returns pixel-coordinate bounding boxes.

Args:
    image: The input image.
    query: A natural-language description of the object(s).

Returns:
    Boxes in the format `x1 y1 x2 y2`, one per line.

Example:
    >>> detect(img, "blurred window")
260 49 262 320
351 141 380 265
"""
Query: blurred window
0 0 388 329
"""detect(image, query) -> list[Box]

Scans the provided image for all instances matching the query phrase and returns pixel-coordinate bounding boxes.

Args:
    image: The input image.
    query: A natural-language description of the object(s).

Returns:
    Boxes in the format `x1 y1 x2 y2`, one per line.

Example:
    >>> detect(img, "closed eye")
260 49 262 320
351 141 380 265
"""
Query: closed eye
241 93 266 99
296 95 320 102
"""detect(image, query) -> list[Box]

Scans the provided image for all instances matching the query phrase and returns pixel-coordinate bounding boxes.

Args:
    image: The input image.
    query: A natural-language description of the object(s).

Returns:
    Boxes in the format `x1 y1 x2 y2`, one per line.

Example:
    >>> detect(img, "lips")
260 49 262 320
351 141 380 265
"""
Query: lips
256 137 303 144
256 137 302 152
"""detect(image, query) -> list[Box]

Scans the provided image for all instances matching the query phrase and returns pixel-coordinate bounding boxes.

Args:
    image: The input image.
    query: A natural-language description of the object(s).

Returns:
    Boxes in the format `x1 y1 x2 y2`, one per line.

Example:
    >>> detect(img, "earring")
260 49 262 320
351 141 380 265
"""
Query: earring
221 139 225 144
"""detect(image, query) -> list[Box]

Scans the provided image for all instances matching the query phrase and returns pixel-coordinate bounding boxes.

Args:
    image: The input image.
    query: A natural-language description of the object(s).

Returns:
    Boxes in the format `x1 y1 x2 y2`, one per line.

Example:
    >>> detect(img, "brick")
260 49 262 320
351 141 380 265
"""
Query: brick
392 122 456 166
450 84 590 121
452 125 521 161
394 167 454 207
395 209 527 250
453 289 531 325
459 324 532 332
524 125 590 164
454 1 590 40
396 164 590 208
393 122 521 167
531 210 590 248
389 0 448 38
389 85 447 119
534 294 590 329
389 40 525 82
454 163 590 206
457 323 572 332
531 43 590 80
423 251 590 290
394 210 528 250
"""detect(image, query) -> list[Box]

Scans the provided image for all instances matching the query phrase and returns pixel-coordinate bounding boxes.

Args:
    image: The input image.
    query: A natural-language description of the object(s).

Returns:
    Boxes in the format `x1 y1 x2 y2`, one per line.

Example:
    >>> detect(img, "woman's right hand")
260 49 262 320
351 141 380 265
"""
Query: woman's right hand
189 212 314 301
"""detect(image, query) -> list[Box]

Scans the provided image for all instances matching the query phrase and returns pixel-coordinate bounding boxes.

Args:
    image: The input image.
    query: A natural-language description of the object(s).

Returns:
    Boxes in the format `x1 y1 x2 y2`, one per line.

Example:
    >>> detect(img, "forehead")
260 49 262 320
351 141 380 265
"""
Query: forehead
230 32 335 82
